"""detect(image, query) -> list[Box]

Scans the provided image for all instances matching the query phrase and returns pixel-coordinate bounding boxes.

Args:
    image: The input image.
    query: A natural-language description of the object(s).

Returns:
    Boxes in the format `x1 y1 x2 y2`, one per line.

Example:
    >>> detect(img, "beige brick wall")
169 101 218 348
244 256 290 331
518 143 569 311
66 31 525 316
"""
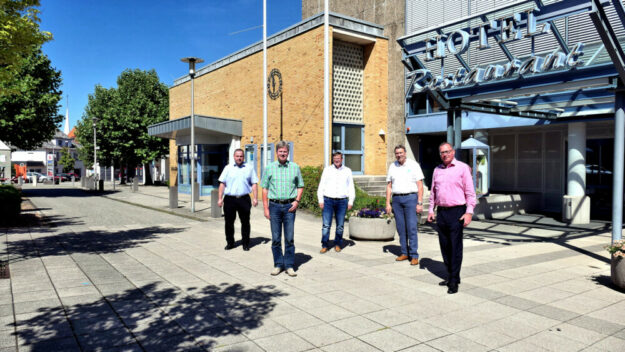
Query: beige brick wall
168 24 388 184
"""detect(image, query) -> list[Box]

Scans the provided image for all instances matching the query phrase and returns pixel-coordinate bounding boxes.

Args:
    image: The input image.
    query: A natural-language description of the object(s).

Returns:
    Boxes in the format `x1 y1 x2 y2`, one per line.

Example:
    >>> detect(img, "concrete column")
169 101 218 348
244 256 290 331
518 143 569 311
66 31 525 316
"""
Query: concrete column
564 122 590 224
454 110 462 152
446 110 454 145
613 90 625 242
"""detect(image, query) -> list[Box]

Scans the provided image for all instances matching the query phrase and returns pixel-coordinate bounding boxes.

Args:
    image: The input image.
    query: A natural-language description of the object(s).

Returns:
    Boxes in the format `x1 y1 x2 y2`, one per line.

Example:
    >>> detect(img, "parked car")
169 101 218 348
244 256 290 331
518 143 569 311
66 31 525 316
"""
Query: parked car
54 174 71 182
26 172 50 182
65 172 80 181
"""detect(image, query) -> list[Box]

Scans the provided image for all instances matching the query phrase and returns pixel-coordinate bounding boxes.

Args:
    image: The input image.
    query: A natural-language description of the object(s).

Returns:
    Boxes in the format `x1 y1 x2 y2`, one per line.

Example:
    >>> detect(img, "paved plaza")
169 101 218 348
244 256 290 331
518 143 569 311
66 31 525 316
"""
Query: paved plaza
0 182 624 351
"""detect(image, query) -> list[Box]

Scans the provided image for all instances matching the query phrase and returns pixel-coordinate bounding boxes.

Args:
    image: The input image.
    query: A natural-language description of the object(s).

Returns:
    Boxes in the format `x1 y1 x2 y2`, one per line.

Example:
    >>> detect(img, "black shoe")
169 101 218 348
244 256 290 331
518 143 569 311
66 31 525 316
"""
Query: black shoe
224 244 235 250
439 280 449 286
447 283 458 294
243 245 250 251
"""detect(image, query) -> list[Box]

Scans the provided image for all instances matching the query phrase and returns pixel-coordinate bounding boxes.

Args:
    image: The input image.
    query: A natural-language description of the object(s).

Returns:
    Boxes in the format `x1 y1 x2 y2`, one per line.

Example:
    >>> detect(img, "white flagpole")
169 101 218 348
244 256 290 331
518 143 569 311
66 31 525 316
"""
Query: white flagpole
323 0 330 167
263 0 268 171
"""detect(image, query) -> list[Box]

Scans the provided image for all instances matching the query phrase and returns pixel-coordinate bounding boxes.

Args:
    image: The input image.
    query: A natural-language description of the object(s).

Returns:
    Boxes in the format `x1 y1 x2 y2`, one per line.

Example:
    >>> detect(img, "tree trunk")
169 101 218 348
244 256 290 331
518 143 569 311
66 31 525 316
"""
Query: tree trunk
119 165 127 185
144 163 153 185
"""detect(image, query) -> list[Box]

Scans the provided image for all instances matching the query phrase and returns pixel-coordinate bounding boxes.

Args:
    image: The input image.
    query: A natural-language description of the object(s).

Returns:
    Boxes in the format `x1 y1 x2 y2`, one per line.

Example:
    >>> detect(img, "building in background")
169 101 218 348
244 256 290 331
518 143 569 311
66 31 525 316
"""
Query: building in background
12 130 84 178
0 140 11 181
150 12 389 196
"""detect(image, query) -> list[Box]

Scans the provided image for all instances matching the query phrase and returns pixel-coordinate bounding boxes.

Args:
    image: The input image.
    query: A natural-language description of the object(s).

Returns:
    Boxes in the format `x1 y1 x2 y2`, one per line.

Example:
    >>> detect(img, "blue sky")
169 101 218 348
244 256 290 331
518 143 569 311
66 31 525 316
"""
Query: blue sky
39 0 302 131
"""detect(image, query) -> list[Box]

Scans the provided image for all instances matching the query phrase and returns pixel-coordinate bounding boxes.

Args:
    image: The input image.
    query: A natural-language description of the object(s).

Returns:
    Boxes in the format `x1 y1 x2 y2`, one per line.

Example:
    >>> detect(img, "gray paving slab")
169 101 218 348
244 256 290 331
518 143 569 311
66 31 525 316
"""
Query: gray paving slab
6 183 624 352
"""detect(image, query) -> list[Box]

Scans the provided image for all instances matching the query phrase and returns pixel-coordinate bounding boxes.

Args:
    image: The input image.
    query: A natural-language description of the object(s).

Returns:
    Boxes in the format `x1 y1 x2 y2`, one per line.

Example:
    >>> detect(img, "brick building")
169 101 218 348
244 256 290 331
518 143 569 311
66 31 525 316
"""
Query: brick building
150 13 389 196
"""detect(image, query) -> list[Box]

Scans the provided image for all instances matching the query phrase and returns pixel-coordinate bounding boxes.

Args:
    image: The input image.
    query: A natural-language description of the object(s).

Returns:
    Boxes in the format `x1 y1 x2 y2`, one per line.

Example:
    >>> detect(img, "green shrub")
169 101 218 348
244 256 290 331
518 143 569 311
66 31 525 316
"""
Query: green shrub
0 185 21 224
299 165 323 216
298 165 387 217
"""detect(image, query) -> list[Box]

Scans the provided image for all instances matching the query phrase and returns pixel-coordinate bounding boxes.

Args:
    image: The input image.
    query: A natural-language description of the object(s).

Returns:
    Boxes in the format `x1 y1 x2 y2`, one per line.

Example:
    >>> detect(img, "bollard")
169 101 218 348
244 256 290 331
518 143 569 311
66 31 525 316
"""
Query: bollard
193 182 200 201
81 177 85 188
71 176 75 187
132 177 138 192
98 180 104 192
18 177 23 186
169 186 178 209
210 188 221 218
32 176 37 187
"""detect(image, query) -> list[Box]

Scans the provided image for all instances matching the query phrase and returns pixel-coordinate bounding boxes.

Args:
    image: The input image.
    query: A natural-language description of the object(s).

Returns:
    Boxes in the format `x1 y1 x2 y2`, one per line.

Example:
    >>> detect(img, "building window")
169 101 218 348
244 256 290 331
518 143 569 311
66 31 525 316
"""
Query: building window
332 124 364 174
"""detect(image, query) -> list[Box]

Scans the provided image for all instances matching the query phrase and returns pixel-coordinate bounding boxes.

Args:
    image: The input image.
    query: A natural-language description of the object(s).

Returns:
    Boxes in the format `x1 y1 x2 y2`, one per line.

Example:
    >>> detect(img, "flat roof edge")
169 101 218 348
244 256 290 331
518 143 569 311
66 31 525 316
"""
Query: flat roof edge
172 12 386 87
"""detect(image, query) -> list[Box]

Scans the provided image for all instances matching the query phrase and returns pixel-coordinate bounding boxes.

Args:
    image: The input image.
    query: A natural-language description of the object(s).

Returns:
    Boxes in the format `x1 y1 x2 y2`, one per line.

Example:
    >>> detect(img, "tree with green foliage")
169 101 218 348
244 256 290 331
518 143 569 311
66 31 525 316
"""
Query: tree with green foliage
0 48 63 149
75 69 169 184
58 147 75 173
1 0 52 97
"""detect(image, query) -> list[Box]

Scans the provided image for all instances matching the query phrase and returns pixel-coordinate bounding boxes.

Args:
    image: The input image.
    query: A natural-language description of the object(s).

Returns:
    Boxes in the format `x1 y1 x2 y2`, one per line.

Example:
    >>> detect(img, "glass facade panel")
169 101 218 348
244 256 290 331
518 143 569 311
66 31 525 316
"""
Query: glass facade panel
332 126 341 151
345 126 362 151
345 154 362 172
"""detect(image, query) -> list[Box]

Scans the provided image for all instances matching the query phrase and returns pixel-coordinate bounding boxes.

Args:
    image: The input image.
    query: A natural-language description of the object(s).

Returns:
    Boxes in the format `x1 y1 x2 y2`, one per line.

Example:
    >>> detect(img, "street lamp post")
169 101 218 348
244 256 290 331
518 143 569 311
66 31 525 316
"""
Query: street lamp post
92 117 98 183
181 57 204 213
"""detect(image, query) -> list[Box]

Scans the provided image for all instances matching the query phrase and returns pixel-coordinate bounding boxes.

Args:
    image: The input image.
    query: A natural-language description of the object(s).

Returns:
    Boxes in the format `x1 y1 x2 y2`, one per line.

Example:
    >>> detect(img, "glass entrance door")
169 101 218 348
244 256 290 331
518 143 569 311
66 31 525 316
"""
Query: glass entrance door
332 124 364 174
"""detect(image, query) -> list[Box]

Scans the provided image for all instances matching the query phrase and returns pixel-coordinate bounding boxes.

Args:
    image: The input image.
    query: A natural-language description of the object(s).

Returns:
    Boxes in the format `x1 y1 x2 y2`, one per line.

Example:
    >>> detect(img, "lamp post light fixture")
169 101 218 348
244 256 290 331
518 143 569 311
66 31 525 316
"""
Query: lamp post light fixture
181 57 204 213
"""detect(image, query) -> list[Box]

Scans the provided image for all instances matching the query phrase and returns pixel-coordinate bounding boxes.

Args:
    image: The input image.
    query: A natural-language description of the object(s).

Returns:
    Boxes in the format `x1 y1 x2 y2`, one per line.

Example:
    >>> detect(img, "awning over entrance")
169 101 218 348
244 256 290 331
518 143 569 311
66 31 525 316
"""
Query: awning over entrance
148 115 242 139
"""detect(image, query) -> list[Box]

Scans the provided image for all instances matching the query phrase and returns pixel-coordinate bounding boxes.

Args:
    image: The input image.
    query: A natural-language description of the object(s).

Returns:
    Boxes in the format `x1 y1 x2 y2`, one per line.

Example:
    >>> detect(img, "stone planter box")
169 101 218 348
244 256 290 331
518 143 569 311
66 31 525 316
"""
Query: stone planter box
611 256 625 290
349 217 395 241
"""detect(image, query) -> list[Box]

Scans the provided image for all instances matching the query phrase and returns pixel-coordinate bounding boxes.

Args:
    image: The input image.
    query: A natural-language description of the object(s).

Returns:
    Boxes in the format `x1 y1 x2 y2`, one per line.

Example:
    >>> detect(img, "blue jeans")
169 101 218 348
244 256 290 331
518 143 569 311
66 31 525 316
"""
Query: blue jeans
391 193 419 258
269 202 296 269
321 197 348 248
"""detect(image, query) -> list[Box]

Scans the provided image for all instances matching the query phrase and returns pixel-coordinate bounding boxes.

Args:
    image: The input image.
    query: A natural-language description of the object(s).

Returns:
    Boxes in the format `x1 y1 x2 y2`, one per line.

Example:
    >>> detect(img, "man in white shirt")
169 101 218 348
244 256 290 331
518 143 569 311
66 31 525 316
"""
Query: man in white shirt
385 145 424 265
317 152 355 253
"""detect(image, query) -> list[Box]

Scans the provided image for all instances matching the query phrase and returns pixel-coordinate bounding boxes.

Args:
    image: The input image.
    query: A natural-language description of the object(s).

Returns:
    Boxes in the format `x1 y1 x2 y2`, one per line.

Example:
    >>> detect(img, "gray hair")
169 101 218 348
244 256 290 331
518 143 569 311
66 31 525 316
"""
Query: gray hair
276 140 289 151
233 148 244 155
394 144 406 152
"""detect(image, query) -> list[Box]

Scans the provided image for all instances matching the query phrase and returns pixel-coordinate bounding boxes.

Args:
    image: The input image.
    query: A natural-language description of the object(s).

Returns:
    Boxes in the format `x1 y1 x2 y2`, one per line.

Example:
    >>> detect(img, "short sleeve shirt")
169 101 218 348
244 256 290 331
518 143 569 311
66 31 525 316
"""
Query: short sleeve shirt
386 158 425 194
218 162 258 196
261 160 304 199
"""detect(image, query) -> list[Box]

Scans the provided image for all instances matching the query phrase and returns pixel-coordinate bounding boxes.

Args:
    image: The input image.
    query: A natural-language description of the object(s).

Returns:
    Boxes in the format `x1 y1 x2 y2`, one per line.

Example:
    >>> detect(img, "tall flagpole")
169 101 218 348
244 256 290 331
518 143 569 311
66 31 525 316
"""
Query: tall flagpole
263 0 268 171
323 0 330 167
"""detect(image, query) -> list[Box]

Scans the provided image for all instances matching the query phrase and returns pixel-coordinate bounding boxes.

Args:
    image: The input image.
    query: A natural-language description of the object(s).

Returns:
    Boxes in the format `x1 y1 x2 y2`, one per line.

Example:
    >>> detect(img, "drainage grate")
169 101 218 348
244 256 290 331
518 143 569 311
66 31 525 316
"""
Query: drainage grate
0 262 10 279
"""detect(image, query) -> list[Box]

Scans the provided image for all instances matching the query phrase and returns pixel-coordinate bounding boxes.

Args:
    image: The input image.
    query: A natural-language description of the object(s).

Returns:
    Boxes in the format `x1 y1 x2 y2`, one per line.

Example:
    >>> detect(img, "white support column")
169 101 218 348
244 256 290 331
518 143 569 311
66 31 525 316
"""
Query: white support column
564 122 590 224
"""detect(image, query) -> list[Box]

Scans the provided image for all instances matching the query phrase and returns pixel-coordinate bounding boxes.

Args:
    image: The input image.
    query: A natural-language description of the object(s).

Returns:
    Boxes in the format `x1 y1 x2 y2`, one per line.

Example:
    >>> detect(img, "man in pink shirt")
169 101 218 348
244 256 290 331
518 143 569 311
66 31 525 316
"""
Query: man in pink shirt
427 142 476 294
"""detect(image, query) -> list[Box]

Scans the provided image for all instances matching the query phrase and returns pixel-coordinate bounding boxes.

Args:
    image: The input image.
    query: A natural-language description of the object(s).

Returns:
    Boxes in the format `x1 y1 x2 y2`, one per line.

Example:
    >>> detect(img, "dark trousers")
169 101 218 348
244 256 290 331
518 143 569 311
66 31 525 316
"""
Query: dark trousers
224 195 251 246
436 205 466 285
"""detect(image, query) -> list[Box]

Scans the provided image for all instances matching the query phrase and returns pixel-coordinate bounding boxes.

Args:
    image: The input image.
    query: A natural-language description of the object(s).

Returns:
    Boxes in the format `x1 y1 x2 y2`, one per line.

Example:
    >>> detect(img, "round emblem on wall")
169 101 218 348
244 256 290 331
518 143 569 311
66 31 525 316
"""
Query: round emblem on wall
267 68 282 100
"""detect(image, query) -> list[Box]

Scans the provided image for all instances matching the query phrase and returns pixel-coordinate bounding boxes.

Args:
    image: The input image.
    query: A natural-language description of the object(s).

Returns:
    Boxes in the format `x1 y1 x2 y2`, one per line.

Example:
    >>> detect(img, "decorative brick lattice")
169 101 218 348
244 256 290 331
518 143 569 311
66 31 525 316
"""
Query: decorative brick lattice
333 40 364 124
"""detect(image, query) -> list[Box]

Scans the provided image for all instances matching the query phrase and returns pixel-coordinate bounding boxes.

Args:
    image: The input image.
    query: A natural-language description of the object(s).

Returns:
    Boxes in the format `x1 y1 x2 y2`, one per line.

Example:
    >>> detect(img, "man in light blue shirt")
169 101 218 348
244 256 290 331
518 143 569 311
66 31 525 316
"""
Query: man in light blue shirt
218 148 258 251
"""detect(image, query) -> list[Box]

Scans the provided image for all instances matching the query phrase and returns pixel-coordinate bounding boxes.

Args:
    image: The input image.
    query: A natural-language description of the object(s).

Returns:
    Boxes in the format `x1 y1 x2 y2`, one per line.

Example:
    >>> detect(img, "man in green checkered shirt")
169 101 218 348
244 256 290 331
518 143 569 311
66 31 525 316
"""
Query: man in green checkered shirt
262 141 304 277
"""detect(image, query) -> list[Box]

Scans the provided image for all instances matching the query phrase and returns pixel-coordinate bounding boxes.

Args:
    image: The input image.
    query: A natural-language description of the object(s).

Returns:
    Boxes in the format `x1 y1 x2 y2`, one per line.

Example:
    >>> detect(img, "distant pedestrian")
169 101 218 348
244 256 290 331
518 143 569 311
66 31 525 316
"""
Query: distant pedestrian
261 141 304 277
427 142 476 294
217 149 258 251
317 152 355 253
385 145 424 265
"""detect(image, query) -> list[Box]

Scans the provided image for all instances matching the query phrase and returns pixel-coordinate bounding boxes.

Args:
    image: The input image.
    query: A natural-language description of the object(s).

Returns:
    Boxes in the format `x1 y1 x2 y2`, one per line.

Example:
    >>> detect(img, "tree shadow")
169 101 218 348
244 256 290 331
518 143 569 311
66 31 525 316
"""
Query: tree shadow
6 226 186 264
13 282 287 351
382 245 402 256
21 188 120 198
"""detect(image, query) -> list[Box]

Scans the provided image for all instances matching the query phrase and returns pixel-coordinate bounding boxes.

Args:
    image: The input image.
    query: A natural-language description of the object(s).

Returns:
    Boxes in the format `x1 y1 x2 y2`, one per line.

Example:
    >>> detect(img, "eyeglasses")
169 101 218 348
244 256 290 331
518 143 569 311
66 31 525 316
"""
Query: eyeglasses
439 150 453 155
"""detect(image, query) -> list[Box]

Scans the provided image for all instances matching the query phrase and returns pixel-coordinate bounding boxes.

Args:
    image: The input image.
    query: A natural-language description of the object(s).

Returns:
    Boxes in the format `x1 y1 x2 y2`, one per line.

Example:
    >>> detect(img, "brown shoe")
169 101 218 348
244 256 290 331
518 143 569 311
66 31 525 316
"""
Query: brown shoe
396 255 409 261
410 258 419 266
320 247 328 254
335 246 341 252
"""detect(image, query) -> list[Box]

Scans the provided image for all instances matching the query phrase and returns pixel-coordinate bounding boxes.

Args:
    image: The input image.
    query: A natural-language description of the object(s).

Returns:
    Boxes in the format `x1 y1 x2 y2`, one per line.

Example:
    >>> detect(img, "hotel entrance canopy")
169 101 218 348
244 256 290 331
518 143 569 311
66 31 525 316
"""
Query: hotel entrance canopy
148 115 242 140
397 0 625 241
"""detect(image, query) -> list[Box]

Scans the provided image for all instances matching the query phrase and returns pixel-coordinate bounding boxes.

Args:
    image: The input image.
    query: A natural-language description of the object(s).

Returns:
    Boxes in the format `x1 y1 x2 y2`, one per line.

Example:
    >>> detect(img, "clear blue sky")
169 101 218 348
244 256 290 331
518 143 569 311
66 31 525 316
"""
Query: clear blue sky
39 0 302 131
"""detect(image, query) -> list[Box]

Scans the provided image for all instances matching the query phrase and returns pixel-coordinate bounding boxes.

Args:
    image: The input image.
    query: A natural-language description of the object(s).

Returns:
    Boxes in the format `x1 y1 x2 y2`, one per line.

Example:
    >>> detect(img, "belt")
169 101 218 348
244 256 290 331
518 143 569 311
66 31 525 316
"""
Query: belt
225 194 249 199
437 204 466 211
324 196 347 200
393 192 416 197
270 198 295 204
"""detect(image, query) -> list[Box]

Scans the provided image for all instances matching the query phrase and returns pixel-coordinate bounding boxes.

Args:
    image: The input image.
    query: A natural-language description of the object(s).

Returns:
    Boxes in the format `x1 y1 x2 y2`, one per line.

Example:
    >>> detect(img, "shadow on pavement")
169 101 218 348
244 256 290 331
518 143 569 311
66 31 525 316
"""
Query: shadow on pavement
591 274 625 293
13 282 287 351
248 237 270 249
382 244 402 256
21 188 120 198
7 226 186 263
294 253 312 270
418 257 447 280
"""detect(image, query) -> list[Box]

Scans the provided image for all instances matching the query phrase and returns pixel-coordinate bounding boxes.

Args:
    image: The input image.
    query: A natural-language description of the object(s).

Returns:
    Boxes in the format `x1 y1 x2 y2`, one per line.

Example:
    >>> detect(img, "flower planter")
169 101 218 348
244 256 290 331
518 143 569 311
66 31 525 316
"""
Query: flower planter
611 256 625 290
348 217 395 241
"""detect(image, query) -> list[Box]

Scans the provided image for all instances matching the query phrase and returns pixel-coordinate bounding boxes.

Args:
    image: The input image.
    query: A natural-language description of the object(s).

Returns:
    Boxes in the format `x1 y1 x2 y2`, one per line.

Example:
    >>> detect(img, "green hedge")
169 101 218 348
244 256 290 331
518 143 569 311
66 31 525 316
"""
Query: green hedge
0 185 21 225
299 165 386 217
